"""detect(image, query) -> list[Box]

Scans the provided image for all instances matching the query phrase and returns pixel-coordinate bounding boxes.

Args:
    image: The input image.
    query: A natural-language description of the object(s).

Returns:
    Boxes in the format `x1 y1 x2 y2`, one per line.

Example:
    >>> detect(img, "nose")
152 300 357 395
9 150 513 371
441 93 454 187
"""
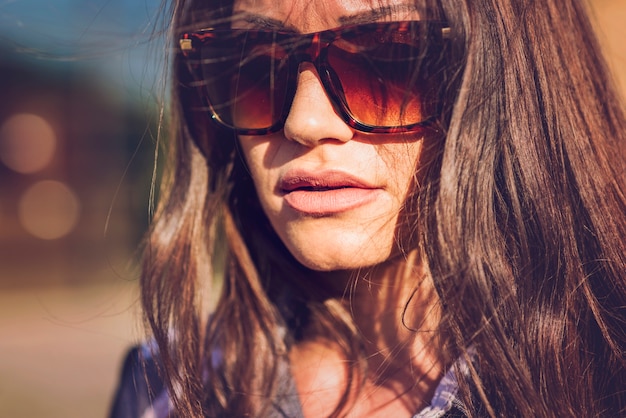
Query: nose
282 63 354 146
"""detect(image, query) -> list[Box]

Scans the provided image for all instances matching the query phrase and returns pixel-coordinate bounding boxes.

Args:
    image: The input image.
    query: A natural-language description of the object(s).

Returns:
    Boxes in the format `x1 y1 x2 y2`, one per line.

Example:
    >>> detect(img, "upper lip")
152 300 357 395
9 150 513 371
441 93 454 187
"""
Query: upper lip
279 169 377 193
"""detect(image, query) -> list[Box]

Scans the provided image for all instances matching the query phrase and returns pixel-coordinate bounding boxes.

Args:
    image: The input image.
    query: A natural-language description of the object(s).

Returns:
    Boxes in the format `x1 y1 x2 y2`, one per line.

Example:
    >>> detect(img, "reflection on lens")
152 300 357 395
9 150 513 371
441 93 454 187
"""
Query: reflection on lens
18 180 81 240
329 45 428 127
230 55 289 130
199 37 290 131
0 113 56 174
327 26 443 129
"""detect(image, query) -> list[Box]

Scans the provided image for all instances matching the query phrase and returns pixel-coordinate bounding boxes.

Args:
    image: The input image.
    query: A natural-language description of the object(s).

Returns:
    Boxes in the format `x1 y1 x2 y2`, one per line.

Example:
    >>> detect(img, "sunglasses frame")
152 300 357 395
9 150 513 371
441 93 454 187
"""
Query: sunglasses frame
179 20 451 135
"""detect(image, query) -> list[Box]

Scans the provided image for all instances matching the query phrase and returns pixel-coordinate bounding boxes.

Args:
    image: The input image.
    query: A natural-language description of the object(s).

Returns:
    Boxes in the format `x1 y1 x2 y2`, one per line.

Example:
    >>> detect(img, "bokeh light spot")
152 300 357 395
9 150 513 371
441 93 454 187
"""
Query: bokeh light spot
18 181 81 240
0 113 57 174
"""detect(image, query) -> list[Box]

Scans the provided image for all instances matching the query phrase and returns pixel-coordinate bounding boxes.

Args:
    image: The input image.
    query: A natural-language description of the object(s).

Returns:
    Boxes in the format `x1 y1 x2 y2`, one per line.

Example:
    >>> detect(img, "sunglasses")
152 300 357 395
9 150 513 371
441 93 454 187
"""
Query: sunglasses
179 21 451 135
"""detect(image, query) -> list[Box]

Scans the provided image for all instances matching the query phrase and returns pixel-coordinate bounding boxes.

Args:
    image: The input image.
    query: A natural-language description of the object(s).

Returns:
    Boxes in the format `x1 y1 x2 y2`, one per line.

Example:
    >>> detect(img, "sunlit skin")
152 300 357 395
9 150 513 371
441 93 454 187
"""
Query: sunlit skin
233 0 444 416
235 0 427 272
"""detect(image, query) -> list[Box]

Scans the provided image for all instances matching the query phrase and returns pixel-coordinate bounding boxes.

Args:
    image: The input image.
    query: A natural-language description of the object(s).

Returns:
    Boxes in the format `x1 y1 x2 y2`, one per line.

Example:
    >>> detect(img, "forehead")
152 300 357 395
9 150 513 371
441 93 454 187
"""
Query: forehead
232 0 420 32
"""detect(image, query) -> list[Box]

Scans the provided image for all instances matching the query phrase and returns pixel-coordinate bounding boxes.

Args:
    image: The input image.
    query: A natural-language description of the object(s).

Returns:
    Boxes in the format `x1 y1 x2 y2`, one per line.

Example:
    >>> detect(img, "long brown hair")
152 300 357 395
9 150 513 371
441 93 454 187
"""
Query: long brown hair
142 0 626 416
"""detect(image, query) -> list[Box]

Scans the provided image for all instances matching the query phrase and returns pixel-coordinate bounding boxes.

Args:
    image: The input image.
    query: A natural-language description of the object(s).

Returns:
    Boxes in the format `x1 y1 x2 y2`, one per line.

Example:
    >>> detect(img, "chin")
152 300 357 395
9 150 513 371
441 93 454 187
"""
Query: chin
288 246 392 272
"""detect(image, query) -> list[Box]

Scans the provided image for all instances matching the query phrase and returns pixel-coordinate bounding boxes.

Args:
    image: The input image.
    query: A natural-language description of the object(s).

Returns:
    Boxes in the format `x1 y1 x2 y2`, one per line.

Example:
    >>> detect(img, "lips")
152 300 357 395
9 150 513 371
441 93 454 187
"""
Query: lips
279 170 380 215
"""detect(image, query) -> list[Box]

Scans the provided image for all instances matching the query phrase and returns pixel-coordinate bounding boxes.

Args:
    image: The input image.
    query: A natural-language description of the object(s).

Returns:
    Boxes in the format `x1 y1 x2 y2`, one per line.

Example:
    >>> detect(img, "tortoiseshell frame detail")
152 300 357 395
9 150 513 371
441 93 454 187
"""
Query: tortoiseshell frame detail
179 21 451 135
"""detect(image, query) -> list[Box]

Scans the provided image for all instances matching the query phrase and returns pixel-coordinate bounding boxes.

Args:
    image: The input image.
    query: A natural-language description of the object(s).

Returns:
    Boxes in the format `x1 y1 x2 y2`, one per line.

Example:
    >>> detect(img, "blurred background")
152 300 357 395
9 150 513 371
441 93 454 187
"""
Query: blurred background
0 1 625 417
0 1 161 417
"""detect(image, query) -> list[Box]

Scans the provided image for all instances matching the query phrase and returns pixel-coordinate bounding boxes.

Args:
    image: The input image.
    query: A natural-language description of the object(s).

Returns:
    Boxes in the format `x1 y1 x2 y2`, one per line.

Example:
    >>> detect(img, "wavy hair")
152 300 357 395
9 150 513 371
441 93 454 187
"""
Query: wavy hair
141 0 626 416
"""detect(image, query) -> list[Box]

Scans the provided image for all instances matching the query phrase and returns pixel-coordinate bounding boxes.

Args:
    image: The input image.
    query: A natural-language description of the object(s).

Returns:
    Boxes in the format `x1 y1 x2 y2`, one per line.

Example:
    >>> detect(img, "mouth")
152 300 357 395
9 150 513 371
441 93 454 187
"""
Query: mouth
279 171 380 215
283 183 357 193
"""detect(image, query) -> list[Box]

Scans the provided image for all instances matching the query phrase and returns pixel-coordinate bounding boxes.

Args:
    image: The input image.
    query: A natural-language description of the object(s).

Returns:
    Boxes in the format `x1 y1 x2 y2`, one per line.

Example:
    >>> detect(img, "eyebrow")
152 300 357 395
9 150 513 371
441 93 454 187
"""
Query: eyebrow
234 4 419 32
338 4 419 25
233 12 298 32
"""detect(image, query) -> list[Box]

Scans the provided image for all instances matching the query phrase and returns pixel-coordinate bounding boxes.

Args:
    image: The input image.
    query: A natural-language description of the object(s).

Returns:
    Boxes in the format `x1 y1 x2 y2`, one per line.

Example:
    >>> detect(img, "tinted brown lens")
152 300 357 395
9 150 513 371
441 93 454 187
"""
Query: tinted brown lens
185 23 445 133
199 37 289 130
327 30 441 127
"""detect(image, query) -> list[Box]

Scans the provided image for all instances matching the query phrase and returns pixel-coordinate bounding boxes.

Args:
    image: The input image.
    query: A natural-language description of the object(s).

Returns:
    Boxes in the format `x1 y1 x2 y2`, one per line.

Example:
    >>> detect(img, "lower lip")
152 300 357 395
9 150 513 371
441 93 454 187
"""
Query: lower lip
283 188 379 215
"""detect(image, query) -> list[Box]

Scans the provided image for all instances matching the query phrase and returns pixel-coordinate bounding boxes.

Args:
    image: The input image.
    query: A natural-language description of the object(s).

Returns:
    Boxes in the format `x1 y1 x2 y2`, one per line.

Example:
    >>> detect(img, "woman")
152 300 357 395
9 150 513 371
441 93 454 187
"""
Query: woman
110 0 626 416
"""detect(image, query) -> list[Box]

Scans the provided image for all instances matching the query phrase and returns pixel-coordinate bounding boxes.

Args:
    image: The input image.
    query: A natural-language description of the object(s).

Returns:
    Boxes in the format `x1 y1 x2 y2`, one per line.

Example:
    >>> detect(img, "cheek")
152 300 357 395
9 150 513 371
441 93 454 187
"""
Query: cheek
239 137 271 181
237 137 284 209
377 141 424 196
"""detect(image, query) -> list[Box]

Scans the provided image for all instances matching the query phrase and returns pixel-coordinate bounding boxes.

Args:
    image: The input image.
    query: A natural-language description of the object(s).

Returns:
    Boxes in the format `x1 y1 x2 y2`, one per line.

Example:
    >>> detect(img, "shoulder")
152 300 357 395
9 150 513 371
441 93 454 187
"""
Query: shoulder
108 343 171 418
108 341 304 418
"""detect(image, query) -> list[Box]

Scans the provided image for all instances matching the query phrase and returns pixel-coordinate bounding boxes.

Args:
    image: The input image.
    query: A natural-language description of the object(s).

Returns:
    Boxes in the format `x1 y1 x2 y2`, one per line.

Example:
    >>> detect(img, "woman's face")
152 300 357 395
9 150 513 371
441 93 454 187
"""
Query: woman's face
234 0 432 271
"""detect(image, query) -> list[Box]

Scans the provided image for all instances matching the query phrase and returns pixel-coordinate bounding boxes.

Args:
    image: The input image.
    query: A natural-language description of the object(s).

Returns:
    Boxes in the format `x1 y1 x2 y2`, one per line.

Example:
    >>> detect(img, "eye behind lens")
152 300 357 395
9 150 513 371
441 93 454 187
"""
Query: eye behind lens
326 41 444 129
180 22 448 134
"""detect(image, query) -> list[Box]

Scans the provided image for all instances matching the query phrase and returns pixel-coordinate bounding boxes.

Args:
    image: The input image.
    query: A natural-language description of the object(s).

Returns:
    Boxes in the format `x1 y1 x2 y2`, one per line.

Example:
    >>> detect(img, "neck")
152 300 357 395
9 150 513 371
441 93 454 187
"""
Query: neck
290 252 445 417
